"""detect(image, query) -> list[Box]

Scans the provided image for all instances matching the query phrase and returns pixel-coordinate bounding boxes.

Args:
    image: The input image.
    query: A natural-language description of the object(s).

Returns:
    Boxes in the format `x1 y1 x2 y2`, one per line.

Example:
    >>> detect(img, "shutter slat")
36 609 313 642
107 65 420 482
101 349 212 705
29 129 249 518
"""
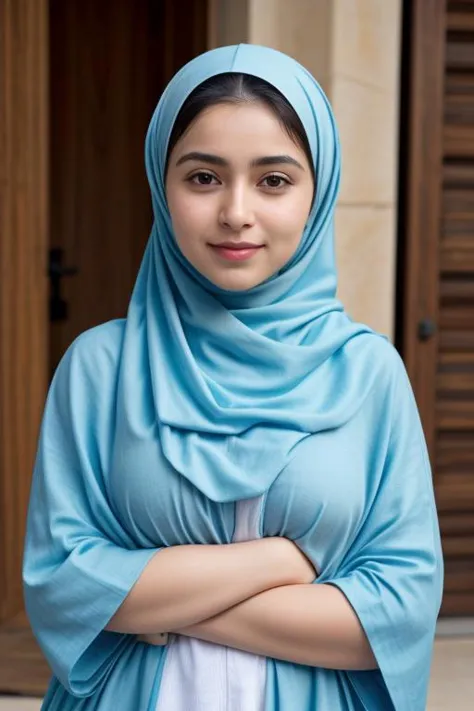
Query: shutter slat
439 512 474 536
437 400 474 429
445 124 474 157
447 12 474 32
442 536 474 556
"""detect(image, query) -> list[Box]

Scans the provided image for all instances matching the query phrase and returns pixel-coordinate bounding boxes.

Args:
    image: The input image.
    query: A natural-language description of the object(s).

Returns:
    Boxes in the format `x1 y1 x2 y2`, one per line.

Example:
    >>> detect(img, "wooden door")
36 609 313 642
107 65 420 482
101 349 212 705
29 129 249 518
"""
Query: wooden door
401 0 474 615
0 0 51 694
49 0 209 373
0 0 209 697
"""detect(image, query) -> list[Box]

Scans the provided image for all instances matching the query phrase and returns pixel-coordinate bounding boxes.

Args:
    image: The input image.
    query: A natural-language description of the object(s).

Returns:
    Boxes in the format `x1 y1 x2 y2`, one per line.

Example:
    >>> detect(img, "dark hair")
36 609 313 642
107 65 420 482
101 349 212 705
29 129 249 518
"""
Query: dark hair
166 73 314 179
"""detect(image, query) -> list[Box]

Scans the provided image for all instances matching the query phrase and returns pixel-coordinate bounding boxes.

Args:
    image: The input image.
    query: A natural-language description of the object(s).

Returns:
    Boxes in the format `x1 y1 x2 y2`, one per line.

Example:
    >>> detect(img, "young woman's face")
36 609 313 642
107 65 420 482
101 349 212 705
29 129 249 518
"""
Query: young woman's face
165 101 314 291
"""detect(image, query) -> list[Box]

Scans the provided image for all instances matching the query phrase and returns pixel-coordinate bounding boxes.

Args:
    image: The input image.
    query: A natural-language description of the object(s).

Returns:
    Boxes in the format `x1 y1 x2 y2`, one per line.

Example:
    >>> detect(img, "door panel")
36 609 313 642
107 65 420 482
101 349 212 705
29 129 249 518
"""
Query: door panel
48 0 158 373
49 0 209 373
0 0 209 696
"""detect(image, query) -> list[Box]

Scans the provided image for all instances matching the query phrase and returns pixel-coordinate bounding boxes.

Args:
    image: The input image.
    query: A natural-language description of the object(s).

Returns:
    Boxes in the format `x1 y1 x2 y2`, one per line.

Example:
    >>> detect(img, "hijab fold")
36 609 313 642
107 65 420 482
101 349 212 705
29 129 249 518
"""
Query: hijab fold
117 44 377 502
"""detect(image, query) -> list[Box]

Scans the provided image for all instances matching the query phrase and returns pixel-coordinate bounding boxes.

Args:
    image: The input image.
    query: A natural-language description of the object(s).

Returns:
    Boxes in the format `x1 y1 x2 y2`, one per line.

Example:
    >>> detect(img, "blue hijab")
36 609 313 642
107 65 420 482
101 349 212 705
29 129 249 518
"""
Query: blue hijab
118 43 376 502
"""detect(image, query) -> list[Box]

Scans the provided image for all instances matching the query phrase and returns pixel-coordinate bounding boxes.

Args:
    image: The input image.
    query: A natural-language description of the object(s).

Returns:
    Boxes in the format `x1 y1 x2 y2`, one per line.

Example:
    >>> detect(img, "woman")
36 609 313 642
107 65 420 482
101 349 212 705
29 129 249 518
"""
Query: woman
23 44 443 711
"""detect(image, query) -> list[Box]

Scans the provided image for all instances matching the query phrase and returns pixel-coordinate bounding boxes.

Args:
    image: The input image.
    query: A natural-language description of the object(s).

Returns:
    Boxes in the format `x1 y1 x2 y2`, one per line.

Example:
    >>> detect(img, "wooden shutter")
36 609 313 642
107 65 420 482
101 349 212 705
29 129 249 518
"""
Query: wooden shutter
438 1 474 615
402 0 474 615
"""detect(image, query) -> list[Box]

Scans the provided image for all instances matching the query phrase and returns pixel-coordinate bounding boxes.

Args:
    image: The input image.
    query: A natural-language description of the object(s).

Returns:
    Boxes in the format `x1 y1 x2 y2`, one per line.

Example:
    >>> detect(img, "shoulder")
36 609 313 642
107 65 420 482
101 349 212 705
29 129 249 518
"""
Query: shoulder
38 320 127 447
347 331 408 381
344 332 416 416
68 318 126 365
53 319 126 393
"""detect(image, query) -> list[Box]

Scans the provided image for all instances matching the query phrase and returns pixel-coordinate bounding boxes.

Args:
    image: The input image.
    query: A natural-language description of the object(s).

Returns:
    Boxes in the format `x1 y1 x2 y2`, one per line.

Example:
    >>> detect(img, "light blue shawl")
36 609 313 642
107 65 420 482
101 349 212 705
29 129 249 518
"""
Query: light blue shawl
119 43 375 502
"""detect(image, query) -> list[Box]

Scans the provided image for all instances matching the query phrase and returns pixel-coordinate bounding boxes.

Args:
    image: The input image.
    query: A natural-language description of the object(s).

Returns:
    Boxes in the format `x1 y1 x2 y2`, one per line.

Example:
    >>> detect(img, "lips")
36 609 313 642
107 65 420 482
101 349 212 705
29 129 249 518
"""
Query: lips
210 242 264 262
212 242 263 249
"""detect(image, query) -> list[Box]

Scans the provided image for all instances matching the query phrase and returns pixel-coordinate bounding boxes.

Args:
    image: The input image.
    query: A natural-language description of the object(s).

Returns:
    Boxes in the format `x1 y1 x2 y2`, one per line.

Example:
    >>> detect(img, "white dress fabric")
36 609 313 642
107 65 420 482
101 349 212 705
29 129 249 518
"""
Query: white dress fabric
155 497 266 711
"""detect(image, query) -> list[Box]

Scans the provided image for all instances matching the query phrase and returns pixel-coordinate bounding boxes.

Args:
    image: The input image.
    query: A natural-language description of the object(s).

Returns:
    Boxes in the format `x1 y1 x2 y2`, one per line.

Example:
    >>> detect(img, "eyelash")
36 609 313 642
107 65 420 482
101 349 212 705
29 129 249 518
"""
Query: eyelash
187 171 292 191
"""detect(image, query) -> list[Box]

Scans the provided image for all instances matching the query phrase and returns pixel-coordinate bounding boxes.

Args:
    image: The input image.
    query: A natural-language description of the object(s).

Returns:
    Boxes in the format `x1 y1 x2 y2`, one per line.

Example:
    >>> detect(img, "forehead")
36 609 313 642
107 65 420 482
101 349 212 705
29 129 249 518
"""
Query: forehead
173 102 304 155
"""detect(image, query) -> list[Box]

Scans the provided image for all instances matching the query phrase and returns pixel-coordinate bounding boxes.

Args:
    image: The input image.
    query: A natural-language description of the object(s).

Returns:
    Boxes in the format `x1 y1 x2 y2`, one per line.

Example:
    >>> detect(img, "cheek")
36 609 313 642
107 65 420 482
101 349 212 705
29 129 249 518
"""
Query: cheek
168 192 215 245
261 197 309 247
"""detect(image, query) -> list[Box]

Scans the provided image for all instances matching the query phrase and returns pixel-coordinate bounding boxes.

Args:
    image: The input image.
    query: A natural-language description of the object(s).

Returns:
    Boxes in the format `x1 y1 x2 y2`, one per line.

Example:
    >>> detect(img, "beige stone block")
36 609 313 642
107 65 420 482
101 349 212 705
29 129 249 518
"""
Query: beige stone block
332 76 399 205
249 0 333 93
334 205 396 338
332 0 402 93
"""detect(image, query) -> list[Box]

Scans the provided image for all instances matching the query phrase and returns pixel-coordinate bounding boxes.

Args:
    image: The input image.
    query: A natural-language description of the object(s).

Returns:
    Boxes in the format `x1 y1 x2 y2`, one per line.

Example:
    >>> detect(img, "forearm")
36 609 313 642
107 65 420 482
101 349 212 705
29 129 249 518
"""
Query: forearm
107 539 301 634
174 583 377 670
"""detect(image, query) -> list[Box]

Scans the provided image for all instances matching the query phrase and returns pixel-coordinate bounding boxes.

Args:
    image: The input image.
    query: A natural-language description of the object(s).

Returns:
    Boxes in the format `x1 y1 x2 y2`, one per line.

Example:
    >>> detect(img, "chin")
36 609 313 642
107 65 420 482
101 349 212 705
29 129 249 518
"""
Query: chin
208 272 265 292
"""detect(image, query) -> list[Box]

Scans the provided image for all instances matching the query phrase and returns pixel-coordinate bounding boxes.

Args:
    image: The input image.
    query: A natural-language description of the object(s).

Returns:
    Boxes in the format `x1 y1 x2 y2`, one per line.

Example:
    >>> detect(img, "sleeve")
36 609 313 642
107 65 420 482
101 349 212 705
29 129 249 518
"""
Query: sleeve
22 332 160 698
325 352 444 711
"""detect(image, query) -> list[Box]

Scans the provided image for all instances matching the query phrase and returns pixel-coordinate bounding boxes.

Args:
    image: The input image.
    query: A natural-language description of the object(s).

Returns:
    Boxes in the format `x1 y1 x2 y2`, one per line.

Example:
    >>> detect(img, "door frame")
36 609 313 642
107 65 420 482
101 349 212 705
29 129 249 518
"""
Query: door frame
0 0 49 693
397 0 446 460
0 0 49 625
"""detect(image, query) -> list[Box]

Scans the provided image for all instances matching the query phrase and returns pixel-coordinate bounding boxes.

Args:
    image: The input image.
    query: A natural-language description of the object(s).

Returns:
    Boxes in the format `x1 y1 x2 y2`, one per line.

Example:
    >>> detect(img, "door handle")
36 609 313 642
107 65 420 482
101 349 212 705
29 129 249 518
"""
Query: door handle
48 248 78 321
418 318 436 341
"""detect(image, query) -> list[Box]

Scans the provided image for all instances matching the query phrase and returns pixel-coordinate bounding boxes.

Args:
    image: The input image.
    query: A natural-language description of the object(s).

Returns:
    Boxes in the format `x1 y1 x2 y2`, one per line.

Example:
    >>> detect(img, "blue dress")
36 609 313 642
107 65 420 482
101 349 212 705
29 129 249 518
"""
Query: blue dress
23 320 443 710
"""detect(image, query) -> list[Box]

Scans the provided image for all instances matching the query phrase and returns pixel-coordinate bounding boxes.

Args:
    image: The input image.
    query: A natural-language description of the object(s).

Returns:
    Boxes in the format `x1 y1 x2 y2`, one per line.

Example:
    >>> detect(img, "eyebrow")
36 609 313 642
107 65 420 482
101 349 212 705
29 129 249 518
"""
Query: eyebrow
175 151 305 171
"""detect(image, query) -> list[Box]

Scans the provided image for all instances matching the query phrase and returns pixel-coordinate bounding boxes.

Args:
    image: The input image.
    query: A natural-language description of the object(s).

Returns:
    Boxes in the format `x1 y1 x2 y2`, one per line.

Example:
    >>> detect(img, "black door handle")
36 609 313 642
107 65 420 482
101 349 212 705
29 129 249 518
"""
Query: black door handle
48 248 78 322
418 318 436 341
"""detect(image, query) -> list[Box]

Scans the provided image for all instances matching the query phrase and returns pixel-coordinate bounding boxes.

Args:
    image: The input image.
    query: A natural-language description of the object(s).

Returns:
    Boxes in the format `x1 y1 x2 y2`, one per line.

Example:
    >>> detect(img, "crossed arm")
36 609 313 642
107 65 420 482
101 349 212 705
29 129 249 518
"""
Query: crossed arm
106 538 377 670
173 582 376 669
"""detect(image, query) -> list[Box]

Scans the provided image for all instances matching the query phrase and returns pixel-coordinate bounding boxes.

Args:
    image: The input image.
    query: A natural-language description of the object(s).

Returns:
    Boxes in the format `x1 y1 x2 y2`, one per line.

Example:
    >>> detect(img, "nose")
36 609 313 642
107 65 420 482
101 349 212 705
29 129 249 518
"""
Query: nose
218 184 255 231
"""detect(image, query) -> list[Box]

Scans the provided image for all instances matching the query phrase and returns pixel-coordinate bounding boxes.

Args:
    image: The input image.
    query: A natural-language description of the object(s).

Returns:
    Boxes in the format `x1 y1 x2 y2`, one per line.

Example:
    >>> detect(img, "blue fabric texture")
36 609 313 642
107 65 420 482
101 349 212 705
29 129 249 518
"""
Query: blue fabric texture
23 44 443 710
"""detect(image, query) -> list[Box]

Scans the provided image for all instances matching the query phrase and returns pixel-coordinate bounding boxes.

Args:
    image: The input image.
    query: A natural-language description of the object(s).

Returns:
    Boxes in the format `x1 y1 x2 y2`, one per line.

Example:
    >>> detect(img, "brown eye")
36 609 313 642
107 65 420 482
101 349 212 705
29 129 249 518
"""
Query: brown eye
261 174 291 190
189 171 219 186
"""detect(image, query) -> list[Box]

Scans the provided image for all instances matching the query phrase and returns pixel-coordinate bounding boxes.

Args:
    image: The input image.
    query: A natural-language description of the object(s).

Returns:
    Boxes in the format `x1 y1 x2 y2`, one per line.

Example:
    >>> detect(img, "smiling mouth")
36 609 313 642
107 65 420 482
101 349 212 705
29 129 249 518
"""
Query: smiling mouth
209 243 264 262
